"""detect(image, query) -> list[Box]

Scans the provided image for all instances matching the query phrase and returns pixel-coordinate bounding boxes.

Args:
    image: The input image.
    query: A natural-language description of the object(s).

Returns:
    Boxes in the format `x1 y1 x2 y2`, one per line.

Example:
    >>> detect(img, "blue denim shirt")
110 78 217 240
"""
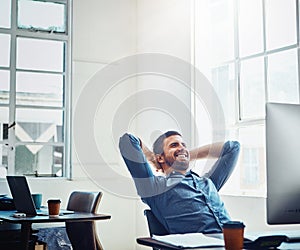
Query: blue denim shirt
119 133 240 234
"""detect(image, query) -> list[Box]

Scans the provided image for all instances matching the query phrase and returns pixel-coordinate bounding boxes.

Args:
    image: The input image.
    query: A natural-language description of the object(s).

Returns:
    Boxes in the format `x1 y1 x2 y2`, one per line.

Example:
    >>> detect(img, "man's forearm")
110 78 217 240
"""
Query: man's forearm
140 141 155 163
139 138 162 170
189 142 224 161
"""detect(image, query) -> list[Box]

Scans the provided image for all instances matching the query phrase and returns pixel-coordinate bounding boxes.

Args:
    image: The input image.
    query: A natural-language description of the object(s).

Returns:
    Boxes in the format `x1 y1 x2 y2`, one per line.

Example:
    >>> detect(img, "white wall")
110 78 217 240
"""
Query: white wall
71 1 139 249
135 0 194 146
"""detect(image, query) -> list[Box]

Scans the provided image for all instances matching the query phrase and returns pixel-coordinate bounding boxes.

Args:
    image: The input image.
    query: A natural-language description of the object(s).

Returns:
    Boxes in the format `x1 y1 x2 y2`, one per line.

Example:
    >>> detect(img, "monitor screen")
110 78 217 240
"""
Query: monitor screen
266 102 300 225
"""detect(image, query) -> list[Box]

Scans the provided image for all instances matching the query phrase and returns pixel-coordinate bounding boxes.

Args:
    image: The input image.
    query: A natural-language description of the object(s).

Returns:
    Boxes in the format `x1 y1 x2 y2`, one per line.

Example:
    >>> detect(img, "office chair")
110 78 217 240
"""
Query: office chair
144 209 169 250
66 191 103 250
144 209 169 236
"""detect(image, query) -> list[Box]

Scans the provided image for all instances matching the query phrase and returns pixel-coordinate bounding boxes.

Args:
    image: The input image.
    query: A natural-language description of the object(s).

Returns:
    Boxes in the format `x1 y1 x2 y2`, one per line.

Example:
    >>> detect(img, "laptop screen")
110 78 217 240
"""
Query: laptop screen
6 176 37 216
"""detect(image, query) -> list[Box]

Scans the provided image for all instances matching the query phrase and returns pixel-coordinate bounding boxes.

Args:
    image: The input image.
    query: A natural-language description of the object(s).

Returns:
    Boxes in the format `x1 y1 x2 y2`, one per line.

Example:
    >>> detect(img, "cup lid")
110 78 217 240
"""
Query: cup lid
222 221 245 229
47 199 61 203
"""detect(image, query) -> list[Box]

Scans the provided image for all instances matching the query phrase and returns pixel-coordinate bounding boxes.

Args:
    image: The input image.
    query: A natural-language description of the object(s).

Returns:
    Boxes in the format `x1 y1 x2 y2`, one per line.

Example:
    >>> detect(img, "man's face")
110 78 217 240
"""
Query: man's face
161 135 190 171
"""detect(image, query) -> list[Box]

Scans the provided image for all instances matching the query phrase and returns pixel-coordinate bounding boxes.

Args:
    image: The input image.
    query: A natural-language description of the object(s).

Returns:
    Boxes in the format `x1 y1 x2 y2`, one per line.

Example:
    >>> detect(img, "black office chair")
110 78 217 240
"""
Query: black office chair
144 209 168 236
66 191 103 250
144 209 169 250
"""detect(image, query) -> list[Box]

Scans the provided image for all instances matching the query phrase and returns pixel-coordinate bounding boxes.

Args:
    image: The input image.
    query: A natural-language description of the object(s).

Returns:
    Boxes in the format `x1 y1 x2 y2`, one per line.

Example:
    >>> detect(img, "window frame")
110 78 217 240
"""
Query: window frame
0 0 72 178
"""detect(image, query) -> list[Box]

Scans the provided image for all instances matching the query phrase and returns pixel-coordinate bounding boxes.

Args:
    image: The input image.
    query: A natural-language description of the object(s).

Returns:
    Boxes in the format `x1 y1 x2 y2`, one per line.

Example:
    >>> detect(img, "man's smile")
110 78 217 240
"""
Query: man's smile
174 151 189 160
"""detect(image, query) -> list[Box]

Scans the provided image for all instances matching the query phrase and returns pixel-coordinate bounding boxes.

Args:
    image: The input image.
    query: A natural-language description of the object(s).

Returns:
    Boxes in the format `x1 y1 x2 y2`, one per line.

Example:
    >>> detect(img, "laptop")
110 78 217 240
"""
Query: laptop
6 176 73 216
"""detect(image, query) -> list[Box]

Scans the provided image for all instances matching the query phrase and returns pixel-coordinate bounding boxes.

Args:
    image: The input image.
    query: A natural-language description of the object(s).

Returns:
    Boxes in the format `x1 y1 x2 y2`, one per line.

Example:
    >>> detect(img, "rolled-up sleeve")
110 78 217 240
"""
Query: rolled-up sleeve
119 133 154 178
205 141 240 191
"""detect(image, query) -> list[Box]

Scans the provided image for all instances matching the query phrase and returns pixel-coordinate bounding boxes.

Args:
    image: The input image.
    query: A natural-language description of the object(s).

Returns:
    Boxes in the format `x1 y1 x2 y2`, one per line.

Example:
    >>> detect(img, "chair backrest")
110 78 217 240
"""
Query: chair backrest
66 191 103 250
144 209 169 236
66 191 102 213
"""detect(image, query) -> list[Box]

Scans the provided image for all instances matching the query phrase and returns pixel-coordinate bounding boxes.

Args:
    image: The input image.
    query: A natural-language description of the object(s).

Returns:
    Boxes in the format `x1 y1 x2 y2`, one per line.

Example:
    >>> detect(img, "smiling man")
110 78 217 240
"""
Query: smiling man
119 131 240 234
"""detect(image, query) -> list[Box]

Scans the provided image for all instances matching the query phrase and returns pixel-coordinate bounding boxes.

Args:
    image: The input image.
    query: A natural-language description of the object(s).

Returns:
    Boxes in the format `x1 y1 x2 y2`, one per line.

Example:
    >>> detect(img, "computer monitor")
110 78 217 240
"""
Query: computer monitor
266 102 300 225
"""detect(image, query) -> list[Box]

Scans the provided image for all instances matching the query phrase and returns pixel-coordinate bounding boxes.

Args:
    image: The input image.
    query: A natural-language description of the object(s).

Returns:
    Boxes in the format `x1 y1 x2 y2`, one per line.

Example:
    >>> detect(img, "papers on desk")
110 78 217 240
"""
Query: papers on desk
152 233 224 248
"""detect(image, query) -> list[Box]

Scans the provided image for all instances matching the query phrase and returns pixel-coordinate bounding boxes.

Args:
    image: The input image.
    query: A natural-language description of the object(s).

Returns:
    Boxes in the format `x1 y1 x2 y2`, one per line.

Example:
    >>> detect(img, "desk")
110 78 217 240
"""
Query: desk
137 237 224 250
137 237 300 250
0 210 111 250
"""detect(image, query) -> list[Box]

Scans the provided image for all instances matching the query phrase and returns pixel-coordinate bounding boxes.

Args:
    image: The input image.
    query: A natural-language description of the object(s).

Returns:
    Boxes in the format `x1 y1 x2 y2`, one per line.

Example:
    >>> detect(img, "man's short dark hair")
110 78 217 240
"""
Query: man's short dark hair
153 131 182 155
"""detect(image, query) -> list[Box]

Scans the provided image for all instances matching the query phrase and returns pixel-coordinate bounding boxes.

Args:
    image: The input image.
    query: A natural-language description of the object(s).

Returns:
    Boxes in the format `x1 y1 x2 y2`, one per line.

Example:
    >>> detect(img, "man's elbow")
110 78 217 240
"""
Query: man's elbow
224 141 240 155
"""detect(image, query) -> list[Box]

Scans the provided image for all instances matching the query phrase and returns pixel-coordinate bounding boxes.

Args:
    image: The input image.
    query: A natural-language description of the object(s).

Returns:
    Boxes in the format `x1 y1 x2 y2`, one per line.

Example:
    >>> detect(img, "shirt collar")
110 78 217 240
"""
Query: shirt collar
182 170 201 178
166 169 200 178
166 170 185 178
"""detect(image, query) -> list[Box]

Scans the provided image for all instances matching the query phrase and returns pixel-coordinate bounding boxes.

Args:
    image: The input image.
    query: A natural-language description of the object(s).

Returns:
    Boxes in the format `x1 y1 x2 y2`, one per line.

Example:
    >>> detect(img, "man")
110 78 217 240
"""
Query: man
119 131 240 234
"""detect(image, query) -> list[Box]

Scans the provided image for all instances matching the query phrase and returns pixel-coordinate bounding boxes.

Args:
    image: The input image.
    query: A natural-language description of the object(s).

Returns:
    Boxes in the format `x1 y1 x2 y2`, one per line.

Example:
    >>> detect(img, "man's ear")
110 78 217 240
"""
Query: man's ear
156 154 165 164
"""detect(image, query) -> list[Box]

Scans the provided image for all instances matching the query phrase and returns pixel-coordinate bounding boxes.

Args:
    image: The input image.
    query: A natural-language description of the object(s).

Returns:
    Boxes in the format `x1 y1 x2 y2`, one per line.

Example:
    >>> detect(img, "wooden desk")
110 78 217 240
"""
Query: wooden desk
0 210 111 250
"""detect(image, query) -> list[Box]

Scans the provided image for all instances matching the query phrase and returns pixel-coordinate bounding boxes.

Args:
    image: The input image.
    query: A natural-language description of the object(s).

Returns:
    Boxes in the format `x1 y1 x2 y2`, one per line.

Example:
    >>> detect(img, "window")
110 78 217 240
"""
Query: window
196 0 300 196
0 0 71 177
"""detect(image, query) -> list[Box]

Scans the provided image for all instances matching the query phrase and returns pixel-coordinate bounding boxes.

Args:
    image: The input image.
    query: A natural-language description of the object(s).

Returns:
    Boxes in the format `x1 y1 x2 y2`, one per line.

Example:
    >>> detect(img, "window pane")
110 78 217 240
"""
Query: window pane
240 57 265 119
265 0 296 50
0 0 11 28
18 0 66 32
15 109 63 143
0 107 9 174
0 107 9 140
0 70 10 105
16 72 63 107
0 144 8 173
15 145 63 176
211 63 236 125
17 38 64 72
209 0 235 62
239 125 265 193
238 0 263 57
0 34 10 67
267 49 299 103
